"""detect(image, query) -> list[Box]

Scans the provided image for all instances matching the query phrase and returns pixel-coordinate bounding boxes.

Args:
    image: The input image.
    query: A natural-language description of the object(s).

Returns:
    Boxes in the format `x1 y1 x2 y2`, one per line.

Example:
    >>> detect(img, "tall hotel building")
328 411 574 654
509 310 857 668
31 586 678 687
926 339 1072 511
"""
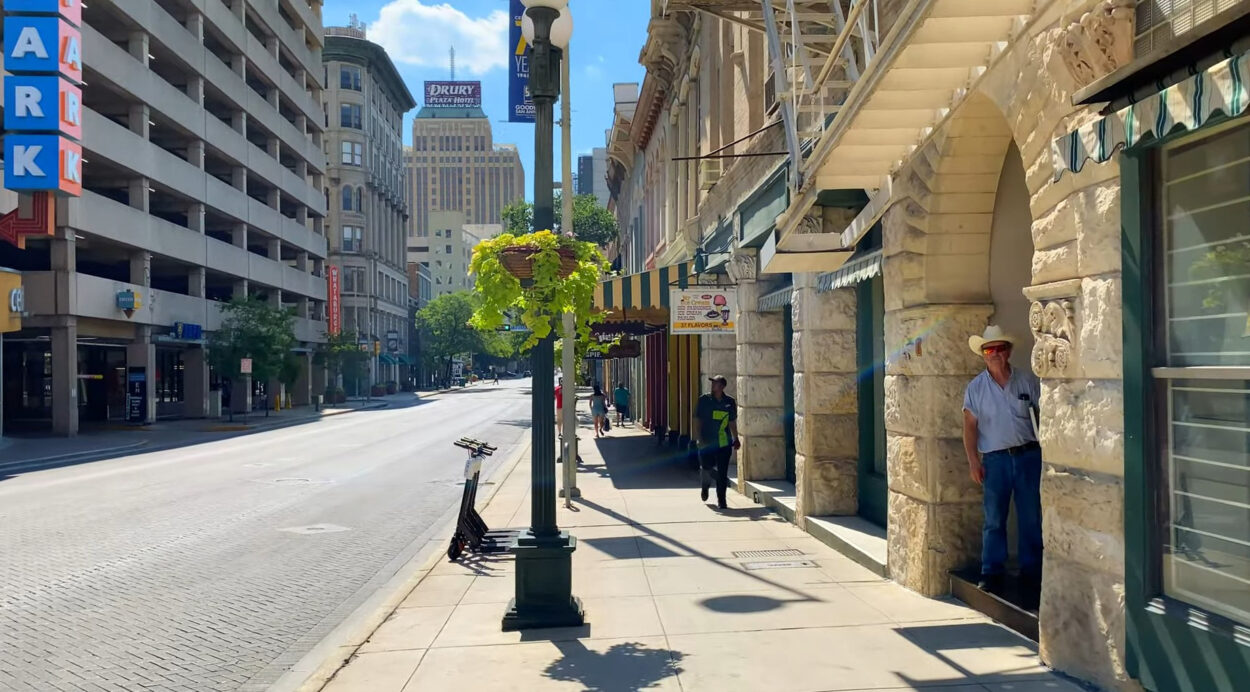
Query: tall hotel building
1 0 329 436
405 83 525 240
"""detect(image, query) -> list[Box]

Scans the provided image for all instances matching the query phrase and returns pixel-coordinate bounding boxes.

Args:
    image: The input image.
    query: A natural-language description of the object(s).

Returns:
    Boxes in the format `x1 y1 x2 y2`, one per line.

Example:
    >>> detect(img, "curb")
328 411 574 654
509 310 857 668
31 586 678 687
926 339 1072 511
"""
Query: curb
283 438 533 692
0 403 393 477
0 440 152 476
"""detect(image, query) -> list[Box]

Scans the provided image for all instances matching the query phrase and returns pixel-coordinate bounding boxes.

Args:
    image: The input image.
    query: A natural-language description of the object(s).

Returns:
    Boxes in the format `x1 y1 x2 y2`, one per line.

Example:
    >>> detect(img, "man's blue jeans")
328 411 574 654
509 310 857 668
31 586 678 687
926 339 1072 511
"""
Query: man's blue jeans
981 445 1043 577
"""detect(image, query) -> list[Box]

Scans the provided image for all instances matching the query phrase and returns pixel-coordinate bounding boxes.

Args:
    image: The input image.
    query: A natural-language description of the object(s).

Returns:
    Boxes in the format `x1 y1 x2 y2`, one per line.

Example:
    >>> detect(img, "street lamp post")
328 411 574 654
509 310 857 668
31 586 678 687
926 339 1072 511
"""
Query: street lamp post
502 0 584 632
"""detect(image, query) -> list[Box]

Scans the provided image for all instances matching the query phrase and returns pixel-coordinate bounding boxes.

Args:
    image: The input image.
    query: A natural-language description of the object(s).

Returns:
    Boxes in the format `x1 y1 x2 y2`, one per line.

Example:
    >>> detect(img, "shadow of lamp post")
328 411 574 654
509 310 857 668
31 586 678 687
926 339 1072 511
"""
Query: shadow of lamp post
502 0 585 632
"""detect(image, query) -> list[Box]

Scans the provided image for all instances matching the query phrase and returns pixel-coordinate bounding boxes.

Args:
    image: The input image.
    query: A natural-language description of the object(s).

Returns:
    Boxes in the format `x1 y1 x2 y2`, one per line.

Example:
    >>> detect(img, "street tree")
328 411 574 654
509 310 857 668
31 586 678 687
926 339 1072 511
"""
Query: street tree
315 330 370 400
415 292 497 384
207 297 296 417
500 193 618 246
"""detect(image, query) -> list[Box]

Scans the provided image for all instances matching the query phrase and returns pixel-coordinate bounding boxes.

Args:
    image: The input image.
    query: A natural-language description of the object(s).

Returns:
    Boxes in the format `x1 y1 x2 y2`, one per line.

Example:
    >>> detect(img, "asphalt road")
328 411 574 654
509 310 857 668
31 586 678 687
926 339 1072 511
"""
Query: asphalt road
0 381 534 692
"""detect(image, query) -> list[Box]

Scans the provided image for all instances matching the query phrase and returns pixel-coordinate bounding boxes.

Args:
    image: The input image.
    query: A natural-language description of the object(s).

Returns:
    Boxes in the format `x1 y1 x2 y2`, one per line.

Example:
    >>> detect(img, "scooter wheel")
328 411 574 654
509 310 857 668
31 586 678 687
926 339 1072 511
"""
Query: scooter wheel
447 536 464 561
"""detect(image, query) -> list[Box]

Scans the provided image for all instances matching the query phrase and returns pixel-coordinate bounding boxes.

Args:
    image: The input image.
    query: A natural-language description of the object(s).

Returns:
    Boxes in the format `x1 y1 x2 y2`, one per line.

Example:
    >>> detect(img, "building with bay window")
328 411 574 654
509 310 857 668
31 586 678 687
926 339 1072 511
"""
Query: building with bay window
322 21 416 387
602 1 1250 690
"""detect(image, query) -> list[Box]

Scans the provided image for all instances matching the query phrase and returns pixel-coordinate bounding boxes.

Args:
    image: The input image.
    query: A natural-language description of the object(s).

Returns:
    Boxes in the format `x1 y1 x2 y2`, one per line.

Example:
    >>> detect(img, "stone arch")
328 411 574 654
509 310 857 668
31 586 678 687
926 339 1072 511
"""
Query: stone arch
881 88 1036 598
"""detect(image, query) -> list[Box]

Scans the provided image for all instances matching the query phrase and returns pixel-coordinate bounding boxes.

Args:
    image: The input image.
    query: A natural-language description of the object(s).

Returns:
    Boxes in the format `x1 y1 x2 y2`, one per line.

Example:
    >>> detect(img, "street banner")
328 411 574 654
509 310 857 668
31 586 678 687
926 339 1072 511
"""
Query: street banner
326 265 341 334
670 288 737 334
424 81 481 108
508 0 535 123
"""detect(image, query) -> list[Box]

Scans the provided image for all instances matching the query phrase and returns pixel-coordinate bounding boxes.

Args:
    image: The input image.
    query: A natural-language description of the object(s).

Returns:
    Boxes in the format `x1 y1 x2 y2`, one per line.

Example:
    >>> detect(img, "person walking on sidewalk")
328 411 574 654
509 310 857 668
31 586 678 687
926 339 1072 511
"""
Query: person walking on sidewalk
590 384 610 438
613 382 631 426
694 375 740 509
962 325 1043 602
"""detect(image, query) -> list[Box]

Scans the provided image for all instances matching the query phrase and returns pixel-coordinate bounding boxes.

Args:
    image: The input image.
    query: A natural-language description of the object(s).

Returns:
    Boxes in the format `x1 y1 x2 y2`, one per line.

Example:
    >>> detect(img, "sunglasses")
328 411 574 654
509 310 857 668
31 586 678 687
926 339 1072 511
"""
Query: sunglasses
981 343 1012 355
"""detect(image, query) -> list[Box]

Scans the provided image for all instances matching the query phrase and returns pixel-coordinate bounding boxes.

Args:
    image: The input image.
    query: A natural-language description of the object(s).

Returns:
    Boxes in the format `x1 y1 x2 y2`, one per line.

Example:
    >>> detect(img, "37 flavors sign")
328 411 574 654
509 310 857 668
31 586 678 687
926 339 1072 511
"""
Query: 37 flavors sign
670 289 736 334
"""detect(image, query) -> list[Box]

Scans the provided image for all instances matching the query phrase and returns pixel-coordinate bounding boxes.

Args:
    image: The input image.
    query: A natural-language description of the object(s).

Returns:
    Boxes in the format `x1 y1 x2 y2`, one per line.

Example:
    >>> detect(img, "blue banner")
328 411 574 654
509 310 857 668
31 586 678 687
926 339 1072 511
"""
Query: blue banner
508 0 534 123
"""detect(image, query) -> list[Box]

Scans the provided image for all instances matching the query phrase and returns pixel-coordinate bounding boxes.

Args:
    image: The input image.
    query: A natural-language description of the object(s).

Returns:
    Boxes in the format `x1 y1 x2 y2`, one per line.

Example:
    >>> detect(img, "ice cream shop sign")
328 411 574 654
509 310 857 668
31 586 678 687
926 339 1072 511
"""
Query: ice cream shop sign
669 289 736 334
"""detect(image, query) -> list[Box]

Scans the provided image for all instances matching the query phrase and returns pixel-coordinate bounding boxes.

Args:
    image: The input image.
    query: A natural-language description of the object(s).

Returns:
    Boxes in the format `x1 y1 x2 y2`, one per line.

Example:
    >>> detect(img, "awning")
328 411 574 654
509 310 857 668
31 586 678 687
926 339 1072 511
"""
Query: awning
396 354 413 366
817 250 883 293
1052 50 1250 179
758 286 794 312
379 354 399 365
594 261 695 312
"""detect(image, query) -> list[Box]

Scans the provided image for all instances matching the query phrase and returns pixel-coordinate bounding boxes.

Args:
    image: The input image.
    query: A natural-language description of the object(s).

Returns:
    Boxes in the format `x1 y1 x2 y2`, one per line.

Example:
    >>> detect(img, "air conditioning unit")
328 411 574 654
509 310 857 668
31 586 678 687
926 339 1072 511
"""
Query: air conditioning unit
764 69 779 116
699 160 722 190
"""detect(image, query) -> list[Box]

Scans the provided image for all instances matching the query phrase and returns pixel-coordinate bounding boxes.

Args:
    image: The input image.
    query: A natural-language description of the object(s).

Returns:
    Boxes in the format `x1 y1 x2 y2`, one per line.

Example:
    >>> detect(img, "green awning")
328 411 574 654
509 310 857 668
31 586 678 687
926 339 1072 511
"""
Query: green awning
379 353 399 365
395 354 413 366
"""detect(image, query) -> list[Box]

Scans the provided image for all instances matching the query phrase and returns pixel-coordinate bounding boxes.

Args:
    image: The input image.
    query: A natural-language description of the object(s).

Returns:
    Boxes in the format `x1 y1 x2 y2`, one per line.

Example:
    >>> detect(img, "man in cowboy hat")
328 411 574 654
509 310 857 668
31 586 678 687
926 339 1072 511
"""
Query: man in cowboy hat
962 325 1043 600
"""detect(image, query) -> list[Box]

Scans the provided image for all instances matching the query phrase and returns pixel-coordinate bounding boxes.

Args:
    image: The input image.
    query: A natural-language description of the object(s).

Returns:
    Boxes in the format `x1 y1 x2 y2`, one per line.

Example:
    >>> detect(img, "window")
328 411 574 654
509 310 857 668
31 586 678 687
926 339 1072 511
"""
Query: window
341 225 362 253
355 187 364 213
445 244 452 254
341 184 353 211
1150 122 1250 626
340 103 362 129
340 66 362 91
342 267 366 293
341 141 363 166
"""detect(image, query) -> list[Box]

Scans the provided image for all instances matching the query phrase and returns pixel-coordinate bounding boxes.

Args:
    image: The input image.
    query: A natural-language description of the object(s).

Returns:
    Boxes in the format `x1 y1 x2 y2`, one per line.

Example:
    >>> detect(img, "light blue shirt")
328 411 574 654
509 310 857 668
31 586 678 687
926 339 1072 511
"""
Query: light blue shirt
962 367 1040 454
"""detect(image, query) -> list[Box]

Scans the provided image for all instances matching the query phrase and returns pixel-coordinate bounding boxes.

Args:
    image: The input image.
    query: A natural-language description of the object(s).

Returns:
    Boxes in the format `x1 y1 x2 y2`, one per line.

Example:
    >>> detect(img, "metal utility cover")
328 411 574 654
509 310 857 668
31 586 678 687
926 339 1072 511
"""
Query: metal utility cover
731 548 805 559
741 560 818 571
279 524 351 535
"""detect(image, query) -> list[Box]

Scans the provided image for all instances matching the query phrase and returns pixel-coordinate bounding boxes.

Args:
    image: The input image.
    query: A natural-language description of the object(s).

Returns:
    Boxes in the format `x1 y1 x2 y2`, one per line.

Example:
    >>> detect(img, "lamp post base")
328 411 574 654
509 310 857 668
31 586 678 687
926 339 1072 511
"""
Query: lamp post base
501 530 585 631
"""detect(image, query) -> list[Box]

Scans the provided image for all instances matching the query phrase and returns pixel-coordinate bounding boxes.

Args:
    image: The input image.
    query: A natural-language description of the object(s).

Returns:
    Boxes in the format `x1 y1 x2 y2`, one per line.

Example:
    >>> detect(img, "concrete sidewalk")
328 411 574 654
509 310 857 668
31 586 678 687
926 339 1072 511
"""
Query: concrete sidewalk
0 394 415 474
312 427 1082 692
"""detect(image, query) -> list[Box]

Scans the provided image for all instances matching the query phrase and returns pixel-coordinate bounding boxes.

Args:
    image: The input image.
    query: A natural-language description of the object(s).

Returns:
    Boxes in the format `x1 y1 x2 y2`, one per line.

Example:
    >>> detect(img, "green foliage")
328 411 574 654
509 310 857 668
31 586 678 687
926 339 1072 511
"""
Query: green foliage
315 330 369 388
207 297 296 383
279 353 303 388
416 292 498 378
469 230 608 349
499 194 618 246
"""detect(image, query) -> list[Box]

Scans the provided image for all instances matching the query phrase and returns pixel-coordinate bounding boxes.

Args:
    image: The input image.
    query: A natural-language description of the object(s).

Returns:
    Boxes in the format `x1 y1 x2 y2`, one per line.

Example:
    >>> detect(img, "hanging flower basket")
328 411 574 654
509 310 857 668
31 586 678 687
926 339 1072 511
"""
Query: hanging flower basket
499 245 579 280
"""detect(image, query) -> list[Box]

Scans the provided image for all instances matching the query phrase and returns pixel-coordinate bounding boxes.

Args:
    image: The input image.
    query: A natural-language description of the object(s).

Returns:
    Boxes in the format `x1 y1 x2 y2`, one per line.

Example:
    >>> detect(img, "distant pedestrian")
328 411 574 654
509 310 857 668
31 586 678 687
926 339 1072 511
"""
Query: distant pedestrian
613 382 631 426
590 384 610 437
492 369 499 385
555 377 565 439
694 375 740 509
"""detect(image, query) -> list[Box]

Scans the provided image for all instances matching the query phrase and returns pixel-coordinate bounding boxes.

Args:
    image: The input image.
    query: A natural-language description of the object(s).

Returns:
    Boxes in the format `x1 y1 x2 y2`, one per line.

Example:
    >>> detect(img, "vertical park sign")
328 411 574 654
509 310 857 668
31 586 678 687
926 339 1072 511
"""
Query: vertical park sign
3 0 84 197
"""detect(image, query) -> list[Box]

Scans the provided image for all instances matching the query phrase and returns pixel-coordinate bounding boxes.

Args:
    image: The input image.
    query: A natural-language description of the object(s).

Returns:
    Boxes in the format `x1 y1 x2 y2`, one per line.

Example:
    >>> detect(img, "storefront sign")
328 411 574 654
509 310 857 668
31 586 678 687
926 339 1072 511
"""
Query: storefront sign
326 265 342 334
508 0 534 123
670 288 737 334
386 330 399 353
0 270 22 333
424 81 481 108
173 322 202 340
126 366 146 424
2 0 83 196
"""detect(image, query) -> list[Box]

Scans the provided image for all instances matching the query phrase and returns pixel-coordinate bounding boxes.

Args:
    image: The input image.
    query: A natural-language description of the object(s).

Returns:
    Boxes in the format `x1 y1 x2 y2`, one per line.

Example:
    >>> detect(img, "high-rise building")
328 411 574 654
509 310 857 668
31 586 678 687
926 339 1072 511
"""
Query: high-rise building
406 83 525 239
322 22 416 386
1 0 330 436
409 211 496 298
577 148 610 207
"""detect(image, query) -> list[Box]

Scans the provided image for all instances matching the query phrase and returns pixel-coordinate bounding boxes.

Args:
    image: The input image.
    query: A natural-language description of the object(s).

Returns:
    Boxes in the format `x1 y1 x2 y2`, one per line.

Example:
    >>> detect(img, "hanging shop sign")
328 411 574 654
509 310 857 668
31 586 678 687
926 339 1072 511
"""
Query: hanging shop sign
2 0 84 196
326 265 342 334
669 288 737 334
115 289 141 317
508 0 535 123
425 81 481 108
1 269 23 333
386 330 399 353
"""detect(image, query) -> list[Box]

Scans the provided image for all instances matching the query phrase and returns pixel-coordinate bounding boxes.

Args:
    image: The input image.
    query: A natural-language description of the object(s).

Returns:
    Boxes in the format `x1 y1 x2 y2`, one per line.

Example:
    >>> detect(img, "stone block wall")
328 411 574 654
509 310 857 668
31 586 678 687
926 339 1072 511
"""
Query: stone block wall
792 272 860 526
733 278 787 484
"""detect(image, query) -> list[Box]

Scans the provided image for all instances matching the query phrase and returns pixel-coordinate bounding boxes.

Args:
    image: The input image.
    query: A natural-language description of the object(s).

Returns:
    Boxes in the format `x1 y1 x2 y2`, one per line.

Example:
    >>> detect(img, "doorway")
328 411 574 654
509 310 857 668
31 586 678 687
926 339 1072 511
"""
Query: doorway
857 273 887 527
783 306 796 484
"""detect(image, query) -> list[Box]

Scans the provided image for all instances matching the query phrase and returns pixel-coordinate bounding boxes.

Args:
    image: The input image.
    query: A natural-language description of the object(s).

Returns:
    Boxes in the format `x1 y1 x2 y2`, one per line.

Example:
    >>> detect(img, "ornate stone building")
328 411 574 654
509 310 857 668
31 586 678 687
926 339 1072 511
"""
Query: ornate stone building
604 1 1250 691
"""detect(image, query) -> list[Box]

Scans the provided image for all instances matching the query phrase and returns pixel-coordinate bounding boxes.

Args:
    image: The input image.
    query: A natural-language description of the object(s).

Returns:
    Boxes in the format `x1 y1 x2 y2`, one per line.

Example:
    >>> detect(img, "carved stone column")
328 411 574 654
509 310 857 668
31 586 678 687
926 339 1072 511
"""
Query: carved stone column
728 250 786 484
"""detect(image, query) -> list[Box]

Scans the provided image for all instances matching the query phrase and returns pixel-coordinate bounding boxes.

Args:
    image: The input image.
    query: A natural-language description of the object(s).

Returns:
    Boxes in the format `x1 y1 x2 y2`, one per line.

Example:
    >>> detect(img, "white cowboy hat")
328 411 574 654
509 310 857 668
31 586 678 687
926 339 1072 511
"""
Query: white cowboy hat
968 325 1016 355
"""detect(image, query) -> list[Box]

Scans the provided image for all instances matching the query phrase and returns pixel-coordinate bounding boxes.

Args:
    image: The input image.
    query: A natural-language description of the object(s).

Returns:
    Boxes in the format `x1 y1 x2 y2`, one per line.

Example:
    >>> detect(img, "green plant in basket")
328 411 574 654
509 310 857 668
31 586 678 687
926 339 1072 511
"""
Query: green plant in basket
469 230 608 348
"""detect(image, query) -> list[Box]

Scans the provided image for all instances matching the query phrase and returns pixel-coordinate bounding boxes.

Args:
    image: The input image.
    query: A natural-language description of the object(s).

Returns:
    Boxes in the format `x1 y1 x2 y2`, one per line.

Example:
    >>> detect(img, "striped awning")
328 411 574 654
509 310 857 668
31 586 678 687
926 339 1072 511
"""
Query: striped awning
1052 50 1250 179
595 261 695 312
758 287 794 312
817 250 882 293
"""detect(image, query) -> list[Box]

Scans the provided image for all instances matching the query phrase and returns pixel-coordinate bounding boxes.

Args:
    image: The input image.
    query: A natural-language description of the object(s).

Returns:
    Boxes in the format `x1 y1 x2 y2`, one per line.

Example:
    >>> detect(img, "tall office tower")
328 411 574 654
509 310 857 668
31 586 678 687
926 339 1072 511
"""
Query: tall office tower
406 81 525 240
323 20 416 385
0 0 330 436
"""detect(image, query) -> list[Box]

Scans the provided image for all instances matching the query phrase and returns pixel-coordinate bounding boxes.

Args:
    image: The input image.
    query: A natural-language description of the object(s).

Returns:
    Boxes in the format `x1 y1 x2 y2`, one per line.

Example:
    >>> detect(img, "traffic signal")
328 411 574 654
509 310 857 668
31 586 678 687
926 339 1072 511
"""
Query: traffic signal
497 324 512 332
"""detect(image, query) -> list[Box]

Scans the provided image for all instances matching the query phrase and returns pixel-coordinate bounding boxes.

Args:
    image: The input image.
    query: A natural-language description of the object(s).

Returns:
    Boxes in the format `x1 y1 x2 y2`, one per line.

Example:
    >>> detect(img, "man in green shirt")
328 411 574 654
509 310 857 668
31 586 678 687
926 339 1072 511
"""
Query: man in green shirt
613 382 631 426
693 375 740 509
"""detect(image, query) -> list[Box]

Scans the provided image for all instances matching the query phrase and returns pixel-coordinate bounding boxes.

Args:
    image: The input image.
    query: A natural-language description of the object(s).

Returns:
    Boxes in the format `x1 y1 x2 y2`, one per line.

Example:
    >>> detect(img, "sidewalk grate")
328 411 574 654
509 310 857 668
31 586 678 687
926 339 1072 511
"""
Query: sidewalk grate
731 548 805 559
741 560 819 570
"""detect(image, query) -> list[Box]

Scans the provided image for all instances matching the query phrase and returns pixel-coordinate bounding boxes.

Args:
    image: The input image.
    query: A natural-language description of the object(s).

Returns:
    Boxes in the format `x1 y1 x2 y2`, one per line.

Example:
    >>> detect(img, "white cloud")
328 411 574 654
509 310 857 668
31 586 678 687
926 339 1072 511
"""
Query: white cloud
369 1 508 75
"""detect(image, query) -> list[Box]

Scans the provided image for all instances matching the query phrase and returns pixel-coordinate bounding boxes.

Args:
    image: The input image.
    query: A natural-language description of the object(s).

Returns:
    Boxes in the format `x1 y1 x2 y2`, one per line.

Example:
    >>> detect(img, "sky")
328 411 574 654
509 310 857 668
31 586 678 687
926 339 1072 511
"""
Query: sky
320 0 653 202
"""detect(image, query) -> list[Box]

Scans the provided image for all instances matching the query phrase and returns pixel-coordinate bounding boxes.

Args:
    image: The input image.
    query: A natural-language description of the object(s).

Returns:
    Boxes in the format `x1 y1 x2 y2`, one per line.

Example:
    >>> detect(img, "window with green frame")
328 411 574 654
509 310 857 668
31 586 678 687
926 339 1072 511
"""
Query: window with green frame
1124 117 1250 692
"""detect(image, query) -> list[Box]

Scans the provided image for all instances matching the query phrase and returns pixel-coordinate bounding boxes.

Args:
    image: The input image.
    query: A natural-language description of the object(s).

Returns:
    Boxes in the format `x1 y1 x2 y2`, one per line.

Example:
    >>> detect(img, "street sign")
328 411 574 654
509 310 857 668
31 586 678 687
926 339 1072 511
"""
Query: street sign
126 366 146 424
240 358 252 374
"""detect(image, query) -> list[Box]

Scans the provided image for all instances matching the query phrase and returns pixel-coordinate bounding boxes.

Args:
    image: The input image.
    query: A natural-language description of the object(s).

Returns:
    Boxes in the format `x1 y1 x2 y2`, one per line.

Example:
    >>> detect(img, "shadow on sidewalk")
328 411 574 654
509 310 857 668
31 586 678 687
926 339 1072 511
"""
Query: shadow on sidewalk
542 639 684 692
584 434 697 491
892 621 1068 689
